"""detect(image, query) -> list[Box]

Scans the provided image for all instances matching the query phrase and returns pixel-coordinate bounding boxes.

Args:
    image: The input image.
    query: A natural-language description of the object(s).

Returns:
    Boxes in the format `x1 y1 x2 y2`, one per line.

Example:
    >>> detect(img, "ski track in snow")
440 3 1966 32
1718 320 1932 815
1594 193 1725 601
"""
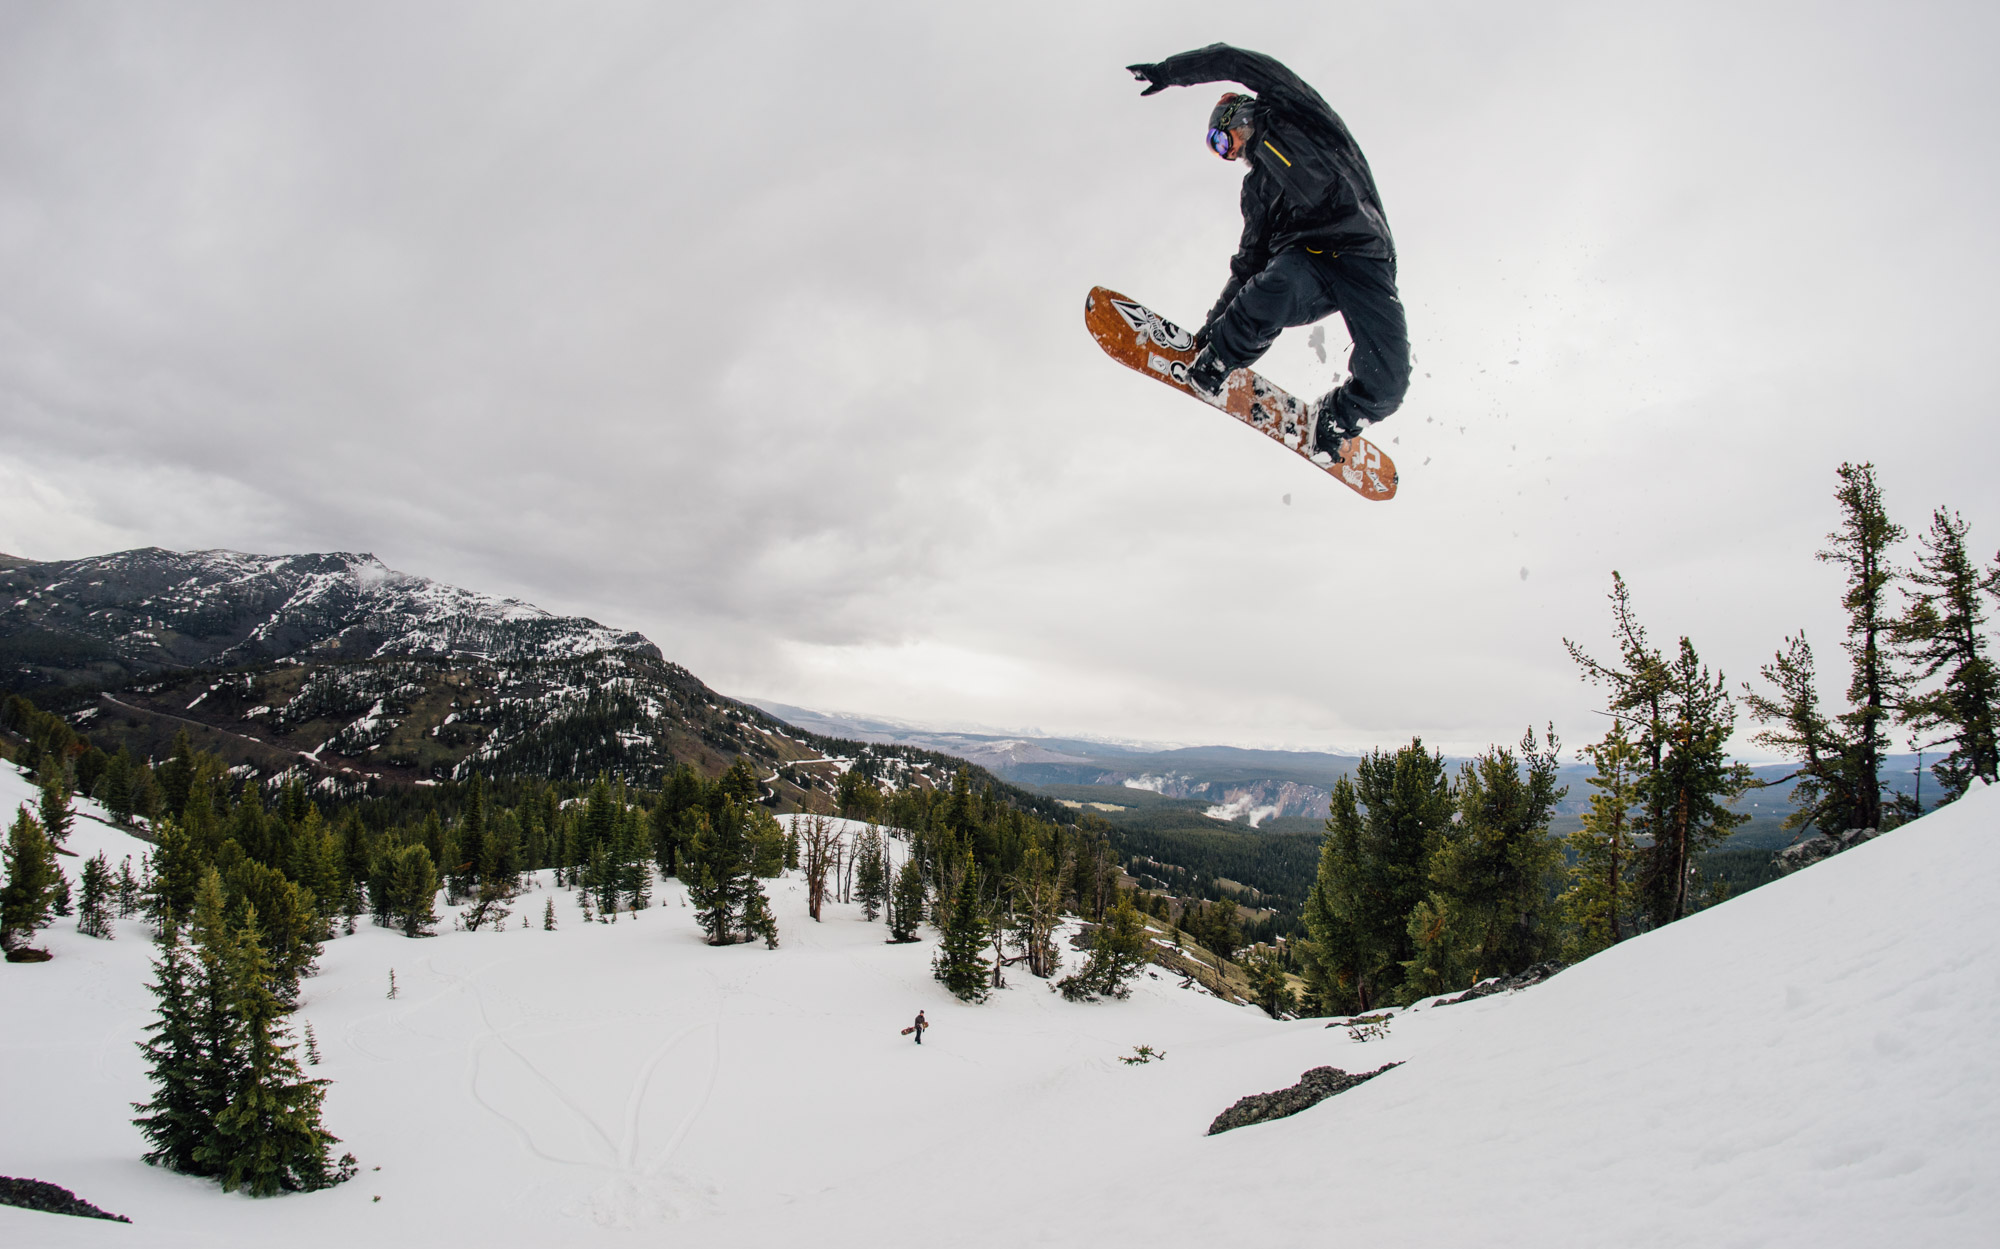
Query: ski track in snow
3 765 1997 1247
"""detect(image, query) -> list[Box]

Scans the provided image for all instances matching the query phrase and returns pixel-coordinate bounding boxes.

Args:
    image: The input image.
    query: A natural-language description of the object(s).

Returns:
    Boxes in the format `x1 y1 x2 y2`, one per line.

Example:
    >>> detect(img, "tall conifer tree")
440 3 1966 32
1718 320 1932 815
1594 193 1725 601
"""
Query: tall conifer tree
887 857 926 943
1894 507 2000 799
1819 461 1906 831
932 855 991 1001
195 904 355 1194
1401 728 1566 999
1558 720 1644 959
1297 739 1450 1012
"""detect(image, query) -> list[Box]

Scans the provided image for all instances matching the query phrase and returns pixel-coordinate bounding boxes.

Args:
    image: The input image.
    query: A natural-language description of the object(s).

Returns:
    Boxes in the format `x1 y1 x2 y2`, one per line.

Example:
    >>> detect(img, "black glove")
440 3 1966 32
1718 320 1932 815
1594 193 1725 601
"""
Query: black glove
1126 63 1168 96
1191 320 1213 352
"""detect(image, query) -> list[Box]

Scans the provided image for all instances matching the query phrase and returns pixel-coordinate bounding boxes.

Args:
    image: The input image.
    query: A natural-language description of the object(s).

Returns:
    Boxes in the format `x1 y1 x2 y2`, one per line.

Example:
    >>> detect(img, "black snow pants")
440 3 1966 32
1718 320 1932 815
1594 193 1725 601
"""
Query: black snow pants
1207 249 1410 429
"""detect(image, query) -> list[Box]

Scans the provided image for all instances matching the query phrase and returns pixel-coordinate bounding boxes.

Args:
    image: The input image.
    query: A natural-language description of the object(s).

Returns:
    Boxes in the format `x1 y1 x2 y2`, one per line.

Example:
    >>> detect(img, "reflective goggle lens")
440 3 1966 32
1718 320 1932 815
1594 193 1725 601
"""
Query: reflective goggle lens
1207 128 1232 157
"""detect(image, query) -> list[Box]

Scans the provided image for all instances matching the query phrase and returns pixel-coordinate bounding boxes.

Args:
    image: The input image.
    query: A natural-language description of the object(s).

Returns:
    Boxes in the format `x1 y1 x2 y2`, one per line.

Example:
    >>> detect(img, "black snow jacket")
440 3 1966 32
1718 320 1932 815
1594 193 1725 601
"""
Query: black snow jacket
1137 45 1395 320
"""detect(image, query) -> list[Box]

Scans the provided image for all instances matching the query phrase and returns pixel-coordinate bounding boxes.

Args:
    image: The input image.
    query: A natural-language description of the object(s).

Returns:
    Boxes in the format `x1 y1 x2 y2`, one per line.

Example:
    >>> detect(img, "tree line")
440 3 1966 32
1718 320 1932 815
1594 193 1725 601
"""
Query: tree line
1292 462 2000 1014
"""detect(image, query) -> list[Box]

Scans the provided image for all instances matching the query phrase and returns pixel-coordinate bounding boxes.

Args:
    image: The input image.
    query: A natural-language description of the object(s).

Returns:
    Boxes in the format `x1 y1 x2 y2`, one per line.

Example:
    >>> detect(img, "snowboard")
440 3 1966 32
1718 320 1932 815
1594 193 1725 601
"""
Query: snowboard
1083 286 1398 501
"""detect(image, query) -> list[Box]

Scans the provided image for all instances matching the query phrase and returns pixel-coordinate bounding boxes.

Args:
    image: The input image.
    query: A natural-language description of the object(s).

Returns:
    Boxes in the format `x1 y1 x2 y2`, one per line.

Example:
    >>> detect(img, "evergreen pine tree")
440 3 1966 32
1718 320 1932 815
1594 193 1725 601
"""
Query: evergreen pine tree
1818 461 1906 832
1744 632 1866 838
102 750 136 827
1570 574 1752 925
683 806 753 944
78 851 116 939
148 816 207 932
742 885 779 948
157 731 198 818
116 856 142 918
855 828 887 921
588 844 617 917
194 902 355 1194
132 923 209 1173
38 774 74 850
543 896 556 930
386 844 439 937
1296 740 1449 1013
1641 640 1752 922
887 856 925 943
1894 506 2000 799
454 774 487 900
1557 719 1644 960
1058 890 1148 1002
223 856 320 999
177 869 247 1176
747 808 787 878
932 855 990 1002
1 806 59 951
1401 728 1566 1000
1242 945 1297 1018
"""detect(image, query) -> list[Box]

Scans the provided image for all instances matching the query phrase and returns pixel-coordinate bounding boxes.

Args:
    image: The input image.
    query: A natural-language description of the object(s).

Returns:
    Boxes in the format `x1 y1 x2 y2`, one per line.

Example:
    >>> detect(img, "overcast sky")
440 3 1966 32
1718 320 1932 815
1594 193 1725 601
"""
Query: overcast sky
3 1 1997 757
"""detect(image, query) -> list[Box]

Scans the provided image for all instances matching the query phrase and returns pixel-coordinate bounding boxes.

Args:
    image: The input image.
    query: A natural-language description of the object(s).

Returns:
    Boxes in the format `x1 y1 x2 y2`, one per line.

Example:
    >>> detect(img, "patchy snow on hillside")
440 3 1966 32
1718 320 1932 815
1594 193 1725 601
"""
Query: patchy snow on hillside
1 765 1994 1247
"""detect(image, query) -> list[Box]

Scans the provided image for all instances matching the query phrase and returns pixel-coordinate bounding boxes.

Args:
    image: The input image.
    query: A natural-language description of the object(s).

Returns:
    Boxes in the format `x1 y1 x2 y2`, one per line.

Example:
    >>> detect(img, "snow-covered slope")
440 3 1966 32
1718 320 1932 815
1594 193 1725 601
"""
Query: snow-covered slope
2 767 1994 1247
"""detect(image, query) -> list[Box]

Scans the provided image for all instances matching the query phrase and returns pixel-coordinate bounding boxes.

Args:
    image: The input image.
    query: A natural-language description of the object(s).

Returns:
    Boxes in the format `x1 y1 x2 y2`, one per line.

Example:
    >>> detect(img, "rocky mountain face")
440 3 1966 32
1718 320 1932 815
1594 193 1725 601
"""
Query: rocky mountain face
2 548 970 804
0 548 655 687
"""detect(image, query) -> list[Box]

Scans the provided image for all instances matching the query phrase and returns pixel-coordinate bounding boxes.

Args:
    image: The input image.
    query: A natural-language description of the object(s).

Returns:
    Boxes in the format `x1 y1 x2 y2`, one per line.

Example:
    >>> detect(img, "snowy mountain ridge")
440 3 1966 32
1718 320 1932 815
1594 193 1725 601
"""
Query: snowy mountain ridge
0 547 658 691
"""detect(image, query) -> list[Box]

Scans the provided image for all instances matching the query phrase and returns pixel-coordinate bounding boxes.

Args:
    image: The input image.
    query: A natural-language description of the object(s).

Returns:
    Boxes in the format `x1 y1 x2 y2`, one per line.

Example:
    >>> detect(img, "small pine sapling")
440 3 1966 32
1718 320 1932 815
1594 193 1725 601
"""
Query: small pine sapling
543 897 556 930
116 857 142 918
743 887 779 948
386 969 398 1000
78 852 116 939
1 807 60 952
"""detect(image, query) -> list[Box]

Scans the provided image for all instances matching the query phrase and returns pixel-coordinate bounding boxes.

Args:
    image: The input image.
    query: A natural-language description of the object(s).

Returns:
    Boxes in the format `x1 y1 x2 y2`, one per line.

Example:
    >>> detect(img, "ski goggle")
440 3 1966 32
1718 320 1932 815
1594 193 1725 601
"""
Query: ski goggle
1207 127 1239 158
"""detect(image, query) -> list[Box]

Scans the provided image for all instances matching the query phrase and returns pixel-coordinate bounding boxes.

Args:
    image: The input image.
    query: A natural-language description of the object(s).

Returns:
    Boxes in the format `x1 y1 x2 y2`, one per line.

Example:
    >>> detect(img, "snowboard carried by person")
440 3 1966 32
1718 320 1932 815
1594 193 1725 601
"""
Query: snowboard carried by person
1100 44 1411 496
904 1010 929 1042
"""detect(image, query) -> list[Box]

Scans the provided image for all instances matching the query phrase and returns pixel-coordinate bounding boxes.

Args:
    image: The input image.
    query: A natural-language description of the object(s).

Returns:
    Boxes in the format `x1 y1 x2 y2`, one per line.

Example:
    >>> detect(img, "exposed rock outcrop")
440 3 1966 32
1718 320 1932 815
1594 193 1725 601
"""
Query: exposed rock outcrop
1437 960 1566 1006
1206 1063 1401 1135
1777 827 1882 873
0 1176 130 1222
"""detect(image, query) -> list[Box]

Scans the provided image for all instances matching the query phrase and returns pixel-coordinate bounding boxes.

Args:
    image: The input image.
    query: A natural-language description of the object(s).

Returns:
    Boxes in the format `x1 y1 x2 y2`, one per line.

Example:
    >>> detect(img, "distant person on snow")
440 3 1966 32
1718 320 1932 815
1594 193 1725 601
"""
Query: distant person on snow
1125 44 1411 462
913 1010 928 1045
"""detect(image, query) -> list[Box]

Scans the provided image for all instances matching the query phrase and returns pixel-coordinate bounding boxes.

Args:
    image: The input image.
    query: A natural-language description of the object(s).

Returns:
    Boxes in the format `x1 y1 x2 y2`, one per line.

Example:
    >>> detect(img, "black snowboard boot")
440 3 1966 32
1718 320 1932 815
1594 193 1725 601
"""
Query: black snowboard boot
1311 393 1369 463
1185 348 1230 399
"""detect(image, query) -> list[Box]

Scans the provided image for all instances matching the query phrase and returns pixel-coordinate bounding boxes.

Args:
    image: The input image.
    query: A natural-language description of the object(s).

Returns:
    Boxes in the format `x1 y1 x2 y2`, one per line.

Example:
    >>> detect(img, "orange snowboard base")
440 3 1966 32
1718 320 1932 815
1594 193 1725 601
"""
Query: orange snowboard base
1084 286 1397 502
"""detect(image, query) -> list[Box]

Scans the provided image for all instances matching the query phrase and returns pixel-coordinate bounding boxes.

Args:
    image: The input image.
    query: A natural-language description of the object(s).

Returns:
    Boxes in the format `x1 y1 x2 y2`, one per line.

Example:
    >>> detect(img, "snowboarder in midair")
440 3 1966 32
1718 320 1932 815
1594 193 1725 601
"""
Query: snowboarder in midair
1125 44 1410 462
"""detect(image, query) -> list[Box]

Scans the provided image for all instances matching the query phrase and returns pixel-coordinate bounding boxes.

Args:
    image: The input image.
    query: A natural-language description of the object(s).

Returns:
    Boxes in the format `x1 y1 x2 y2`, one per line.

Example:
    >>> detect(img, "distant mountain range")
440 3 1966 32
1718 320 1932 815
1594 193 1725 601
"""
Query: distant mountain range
0 548 985 806
2 547 1933 840
750 700 1371 825
749 700 1937 847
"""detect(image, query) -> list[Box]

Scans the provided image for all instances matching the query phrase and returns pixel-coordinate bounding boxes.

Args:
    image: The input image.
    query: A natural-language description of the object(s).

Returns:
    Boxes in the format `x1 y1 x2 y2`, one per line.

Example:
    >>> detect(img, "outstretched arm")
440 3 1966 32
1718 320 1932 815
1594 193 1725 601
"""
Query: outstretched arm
1126 43 1326 112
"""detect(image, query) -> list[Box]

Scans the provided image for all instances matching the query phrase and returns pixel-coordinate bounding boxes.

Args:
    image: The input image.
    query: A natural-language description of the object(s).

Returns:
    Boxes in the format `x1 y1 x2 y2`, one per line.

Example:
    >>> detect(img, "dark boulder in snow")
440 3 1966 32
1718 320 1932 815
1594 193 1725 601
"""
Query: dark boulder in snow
1206 1063 1401 1135
0 1176 130 1222
1777 827 1882 873
1438 960 1567 1006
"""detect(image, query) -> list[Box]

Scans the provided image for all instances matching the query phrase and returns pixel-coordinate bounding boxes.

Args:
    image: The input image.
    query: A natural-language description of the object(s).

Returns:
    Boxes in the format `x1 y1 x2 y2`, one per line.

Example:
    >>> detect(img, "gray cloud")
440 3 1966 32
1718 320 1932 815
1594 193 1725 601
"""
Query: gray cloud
3 1 1997 755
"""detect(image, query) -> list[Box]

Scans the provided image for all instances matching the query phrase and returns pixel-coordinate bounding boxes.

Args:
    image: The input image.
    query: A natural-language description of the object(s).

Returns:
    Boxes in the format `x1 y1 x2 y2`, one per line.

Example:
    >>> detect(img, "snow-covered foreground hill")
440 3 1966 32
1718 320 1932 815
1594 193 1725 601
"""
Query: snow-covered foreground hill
3 769 1995 1248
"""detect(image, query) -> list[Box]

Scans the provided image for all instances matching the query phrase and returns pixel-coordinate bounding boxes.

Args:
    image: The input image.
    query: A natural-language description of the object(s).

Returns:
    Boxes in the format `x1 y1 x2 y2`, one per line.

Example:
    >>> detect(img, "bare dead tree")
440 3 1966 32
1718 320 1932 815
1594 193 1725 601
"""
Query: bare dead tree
800 814 841 922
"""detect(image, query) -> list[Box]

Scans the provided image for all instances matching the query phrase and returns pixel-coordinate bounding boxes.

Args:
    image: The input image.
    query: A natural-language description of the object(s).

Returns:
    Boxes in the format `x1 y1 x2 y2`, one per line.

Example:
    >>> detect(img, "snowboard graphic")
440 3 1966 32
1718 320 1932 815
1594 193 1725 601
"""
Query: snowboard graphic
1083 287 1398 502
